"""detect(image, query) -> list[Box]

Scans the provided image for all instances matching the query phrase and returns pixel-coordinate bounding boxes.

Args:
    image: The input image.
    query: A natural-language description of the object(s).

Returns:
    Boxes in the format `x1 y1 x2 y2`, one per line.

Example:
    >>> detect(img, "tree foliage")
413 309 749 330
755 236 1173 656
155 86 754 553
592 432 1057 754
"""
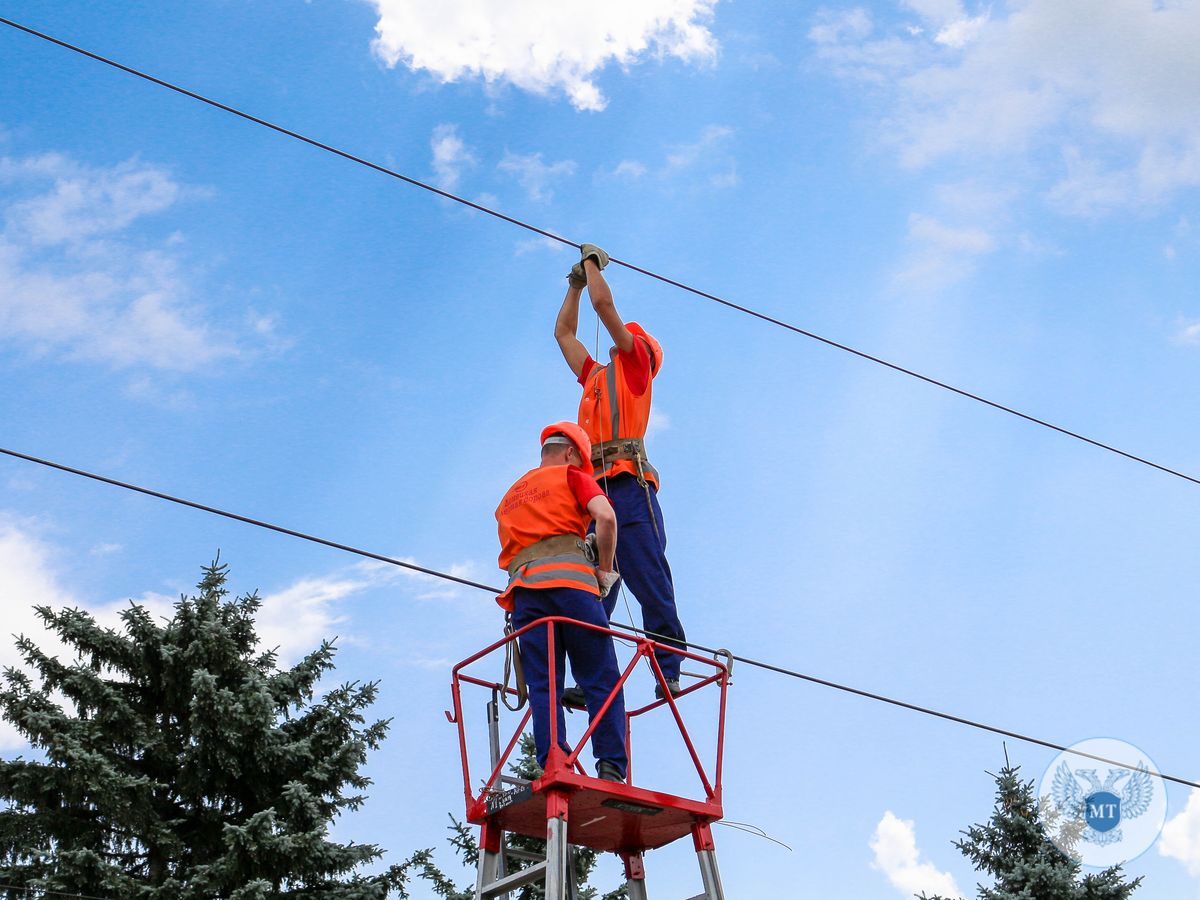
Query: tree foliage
922 763 1142 900
0 559 405 898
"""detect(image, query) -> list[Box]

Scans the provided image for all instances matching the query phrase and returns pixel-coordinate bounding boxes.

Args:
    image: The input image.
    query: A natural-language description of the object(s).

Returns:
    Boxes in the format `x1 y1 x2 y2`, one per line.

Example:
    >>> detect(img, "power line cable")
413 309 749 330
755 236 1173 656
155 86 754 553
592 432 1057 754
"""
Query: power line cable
2 15 1198 490
0 446 495 593
2 444 1195 791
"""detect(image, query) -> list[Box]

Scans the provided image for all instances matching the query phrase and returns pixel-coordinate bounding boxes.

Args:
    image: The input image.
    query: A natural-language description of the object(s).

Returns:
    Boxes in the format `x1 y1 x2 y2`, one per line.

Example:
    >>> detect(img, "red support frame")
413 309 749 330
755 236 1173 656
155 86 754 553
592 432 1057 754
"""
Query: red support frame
446 616 731 855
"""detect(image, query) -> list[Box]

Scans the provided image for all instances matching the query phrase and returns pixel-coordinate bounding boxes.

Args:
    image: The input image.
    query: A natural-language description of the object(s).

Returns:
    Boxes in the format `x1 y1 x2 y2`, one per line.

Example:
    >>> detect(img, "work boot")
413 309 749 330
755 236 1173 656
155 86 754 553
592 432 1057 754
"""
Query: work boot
560 685 587 710
654 679 682 701
597 760 625 783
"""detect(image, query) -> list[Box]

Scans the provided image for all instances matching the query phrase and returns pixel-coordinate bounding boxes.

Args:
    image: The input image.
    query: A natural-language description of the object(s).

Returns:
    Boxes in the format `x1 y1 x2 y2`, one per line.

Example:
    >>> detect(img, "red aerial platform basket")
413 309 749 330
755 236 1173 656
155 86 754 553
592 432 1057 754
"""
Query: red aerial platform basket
447 616 732 899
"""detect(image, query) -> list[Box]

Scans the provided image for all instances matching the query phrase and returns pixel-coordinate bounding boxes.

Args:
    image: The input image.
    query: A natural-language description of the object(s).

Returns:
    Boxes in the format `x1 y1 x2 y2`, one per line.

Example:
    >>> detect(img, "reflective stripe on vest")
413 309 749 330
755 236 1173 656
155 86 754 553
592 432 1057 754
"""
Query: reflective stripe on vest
497 552 600 610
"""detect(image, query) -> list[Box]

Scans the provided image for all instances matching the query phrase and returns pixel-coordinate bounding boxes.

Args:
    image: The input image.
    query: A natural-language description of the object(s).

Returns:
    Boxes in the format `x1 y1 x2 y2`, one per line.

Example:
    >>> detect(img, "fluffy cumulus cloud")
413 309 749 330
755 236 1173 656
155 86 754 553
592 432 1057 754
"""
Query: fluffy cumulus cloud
871 811 961 898
0 151 240 370
1160 788 1200 877
810 1 1200 213
368 0 719 111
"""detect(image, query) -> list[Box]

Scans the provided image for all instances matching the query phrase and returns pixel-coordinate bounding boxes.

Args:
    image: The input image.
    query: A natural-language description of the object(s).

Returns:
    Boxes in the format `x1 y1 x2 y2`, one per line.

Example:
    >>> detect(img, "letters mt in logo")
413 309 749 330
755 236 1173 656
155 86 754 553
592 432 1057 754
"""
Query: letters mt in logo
1051 763 1153 847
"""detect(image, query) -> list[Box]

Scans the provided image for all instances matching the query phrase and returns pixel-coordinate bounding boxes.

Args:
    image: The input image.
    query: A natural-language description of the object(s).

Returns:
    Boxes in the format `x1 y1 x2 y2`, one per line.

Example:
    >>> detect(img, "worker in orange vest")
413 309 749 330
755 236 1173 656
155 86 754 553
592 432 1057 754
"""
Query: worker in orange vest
495 421 627 782
554 243 687 705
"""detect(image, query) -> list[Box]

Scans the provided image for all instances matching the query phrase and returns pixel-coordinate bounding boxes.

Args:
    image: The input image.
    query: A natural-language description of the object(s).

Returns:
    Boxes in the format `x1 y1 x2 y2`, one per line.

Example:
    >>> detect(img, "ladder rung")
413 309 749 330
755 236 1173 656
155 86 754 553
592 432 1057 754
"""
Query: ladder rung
480 860 547 898
504 847 545 862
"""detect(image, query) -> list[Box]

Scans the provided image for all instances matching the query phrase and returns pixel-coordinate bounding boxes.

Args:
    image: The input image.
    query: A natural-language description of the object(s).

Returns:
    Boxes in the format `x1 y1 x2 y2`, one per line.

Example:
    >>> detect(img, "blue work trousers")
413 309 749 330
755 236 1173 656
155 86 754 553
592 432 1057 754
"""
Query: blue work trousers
510 585 628 778
600 474 687 681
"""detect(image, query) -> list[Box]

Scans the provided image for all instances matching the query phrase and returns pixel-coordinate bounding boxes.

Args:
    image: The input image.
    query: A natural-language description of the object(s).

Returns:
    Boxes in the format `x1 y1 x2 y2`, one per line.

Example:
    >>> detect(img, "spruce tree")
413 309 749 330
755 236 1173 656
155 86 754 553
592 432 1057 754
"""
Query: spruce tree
0 559 405 898
921 763 1142 900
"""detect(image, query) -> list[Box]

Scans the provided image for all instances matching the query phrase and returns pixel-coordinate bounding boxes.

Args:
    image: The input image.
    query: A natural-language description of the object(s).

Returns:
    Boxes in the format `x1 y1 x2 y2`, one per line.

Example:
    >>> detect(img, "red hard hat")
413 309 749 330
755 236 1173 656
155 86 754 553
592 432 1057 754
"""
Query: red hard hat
540 421 592 470
627 322 663 374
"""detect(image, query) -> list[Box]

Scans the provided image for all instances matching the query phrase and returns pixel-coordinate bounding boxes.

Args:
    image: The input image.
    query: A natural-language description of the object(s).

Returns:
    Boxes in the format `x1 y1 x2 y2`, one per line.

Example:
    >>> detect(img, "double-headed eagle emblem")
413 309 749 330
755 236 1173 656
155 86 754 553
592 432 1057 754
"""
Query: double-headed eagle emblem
1050 762 1154 846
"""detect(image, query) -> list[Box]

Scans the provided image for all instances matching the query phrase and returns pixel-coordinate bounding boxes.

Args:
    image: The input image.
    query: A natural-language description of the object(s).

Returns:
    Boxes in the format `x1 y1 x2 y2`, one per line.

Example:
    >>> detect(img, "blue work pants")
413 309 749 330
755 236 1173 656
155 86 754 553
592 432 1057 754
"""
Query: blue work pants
600 474 686 681
510 585 628 778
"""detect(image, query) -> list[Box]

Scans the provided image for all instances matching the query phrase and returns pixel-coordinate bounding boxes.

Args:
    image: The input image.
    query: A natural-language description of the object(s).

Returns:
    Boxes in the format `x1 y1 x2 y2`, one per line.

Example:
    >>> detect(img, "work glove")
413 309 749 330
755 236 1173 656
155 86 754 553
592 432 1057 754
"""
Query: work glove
597 569 620 599
579 243 609 270
567 262 587 288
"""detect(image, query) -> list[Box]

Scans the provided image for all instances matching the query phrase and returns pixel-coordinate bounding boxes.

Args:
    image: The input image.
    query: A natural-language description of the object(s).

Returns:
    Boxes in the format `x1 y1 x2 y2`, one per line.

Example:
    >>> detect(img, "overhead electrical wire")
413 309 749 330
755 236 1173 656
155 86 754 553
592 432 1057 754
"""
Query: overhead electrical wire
2 444 1195 791
2 15 1199 490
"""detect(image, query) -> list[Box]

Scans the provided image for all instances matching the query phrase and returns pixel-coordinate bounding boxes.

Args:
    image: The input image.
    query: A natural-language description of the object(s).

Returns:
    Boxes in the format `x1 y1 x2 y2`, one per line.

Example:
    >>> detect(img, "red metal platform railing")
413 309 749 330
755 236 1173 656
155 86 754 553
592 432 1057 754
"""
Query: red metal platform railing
446 616 731 858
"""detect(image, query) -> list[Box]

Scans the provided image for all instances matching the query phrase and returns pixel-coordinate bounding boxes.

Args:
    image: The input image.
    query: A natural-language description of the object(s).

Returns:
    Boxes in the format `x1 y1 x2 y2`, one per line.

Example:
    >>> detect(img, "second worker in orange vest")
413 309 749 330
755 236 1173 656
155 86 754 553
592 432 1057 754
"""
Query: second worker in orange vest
554 243 687 703
495 421 628 782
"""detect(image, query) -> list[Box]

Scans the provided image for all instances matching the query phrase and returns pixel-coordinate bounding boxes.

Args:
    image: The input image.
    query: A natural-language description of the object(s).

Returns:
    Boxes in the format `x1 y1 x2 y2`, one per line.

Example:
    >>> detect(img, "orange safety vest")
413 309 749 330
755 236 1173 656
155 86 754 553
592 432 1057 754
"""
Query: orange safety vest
578 338 660 488
494 465 599 610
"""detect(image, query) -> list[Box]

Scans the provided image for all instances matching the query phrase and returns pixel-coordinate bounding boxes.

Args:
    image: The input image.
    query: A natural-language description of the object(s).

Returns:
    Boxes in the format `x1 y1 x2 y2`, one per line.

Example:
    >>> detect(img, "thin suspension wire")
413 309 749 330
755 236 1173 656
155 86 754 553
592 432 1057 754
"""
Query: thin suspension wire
0 446 496 593
714 821 794 853
2 444 1195 791
2 15 1199 490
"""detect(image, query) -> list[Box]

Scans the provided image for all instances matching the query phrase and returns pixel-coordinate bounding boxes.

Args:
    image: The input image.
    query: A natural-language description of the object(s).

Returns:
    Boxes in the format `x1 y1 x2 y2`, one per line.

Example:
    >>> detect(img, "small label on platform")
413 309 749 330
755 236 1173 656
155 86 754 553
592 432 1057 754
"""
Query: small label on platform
487 783 533 815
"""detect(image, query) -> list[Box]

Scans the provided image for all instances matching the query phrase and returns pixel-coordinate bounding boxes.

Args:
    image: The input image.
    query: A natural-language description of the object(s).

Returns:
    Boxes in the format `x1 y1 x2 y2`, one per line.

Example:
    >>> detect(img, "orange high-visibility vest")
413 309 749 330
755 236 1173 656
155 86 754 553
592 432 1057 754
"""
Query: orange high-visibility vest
578 339 660 488
495 465 599 610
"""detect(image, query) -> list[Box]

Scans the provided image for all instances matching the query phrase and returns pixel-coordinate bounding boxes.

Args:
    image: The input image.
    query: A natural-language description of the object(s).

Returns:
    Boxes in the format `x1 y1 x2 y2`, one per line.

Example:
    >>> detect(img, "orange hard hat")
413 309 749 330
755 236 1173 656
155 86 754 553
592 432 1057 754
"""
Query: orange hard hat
540 421 592 470
627 322 663 374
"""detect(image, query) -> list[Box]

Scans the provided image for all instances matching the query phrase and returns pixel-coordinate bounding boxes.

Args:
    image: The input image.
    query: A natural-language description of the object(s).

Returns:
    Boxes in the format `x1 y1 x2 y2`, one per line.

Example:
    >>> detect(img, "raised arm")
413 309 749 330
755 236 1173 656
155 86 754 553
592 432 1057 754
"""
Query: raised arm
554 283 589 377
583 258 634 354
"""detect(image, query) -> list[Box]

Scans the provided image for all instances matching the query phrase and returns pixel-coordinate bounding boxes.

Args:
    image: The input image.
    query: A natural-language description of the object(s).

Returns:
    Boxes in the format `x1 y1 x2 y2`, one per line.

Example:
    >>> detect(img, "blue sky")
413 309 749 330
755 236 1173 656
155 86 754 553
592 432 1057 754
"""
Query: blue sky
2 0 1200 896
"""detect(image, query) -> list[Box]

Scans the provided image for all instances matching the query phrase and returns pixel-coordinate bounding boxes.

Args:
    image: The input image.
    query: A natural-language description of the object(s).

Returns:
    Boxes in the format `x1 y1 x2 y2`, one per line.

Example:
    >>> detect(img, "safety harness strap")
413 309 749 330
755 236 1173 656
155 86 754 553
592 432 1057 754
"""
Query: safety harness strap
507 534 588 576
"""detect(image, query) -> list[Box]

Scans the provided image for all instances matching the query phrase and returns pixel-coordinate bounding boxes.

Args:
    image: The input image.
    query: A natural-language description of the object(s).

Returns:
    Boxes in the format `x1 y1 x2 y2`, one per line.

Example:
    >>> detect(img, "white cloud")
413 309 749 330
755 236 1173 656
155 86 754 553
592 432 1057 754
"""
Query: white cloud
871 811 961 898
430 123 476 190
907 213 994 254
515 235 569 256
662 125 739 188
387 557 492 603
0 518 80 749
0 151 244 371
497 151 577 202
646 407 671 440
256 573 359 665
895 212 996 288
902 0 965 28
611 160 649 179
812 1 1200 211
933 13 988 48
665 124 732 172
1161 789 1200 876
1172 318 1200 346
368 0 719 111
809 7 873 46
